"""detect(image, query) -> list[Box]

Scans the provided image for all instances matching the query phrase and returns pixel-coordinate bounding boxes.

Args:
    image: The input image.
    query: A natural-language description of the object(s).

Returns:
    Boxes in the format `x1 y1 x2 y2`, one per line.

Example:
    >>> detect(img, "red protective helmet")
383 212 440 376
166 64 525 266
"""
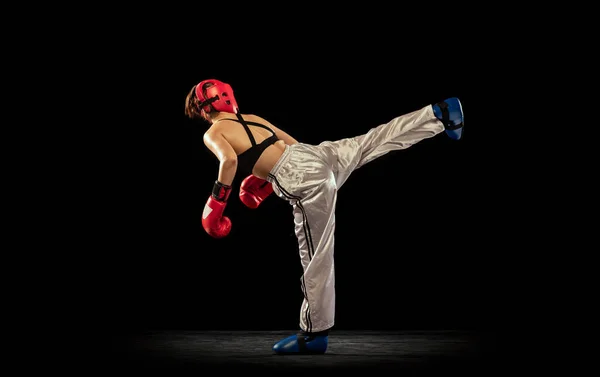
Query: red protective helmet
195 79 239 114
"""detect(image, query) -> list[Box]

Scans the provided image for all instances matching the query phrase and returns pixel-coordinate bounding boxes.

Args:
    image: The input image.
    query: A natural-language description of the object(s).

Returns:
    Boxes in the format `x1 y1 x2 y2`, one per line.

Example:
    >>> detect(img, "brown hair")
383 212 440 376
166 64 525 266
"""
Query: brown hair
184 82 216 121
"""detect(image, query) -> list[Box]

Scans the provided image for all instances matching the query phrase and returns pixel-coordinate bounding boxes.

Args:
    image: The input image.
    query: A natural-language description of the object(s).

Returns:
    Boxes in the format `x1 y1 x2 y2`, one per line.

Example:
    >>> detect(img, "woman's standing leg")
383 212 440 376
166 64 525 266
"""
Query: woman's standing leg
268 144 339 354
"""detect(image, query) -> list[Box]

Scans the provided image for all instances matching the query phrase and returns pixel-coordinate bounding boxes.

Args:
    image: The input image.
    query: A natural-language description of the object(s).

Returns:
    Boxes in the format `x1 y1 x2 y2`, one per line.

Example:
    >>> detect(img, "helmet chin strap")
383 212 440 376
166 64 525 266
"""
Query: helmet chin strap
198 96 218 112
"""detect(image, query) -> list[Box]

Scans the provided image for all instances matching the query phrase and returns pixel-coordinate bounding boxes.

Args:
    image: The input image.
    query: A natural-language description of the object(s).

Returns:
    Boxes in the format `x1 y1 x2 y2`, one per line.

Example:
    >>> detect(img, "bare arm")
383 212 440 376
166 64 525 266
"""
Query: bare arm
244 114 299 145
252 116 299 145
203 130 238 186
269 124 299 145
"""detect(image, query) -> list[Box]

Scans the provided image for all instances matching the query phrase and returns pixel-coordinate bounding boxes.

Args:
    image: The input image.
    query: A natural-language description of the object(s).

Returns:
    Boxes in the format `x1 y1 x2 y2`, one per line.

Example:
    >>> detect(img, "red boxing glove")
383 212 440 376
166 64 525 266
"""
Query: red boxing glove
202 181 232 238
239 175 274 209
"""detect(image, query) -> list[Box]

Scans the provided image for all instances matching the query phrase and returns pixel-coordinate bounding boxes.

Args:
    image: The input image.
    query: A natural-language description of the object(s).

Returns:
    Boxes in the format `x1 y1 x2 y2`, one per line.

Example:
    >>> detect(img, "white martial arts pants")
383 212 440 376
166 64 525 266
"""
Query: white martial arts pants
266 104 445 332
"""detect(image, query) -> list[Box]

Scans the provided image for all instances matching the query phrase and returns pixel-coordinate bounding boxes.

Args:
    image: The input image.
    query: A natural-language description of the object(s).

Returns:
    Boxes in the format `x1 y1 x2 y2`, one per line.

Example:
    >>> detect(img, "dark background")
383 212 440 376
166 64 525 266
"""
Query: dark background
89 15 510 338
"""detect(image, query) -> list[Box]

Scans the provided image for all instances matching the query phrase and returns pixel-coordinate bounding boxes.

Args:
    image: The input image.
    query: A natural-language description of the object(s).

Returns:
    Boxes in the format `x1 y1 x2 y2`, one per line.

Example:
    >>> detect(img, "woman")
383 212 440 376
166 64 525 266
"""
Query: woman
184 79 464 354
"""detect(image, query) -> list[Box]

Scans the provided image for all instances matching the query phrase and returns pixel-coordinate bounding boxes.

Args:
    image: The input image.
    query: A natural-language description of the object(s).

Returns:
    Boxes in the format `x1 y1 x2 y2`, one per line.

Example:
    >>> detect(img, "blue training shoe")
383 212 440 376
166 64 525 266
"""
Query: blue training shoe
272 331 328 354
433 97 464 140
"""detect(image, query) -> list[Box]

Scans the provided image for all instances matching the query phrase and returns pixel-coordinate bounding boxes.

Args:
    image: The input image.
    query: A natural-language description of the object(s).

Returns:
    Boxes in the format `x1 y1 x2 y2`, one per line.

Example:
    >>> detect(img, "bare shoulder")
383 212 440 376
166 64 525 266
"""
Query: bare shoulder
205 120 230 135
203 124 220 144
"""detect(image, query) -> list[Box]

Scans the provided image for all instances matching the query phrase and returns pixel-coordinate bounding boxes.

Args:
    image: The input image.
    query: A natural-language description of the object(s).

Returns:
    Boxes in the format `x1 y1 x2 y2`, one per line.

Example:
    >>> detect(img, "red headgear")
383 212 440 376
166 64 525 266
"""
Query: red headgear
195 79 239 114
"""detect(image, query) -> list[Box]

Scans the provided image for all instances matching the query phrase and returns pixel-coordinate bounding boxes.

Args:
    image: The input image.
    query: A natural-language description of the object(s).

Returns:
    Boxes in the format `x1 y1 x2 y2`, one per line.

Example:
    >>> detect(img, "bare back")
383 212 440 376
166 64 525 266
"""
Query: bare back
208 113 298 180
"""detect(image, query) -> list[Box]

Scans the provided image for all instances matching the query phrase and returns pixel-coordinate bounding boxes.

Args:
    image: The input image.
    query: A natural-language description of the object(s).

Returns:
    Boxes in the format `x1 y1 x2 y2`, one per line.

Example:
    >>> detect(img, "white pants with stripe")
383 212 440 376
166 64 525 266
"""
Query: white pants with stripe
266 105 444 332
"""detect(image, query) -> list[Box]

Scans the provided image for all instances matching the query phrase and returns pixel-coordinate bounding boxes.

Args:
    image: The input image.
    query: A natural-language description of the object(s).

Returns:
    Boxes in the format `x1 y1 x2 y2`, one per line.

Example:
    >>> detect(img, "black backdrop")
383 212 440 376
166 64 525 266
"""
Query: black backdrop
93 21 507 337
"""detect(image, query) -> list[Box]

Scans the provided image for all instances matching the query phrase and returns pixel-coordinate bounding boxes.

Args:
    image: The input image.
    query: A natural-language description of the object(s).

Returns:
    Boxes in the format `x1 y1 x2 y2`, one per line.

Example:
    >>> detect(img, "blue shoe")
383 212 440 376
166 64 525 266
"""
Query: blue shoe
272 331 328 354
433 97 464 140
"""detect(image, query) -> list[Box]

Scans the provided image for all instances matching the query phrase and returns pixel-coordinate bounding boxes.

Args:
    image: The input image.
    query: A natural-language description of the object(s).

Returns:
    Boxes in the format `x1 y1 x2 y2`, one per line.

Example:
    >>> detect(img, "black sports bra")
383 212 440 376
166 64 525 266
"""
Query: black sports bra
219 114 280 178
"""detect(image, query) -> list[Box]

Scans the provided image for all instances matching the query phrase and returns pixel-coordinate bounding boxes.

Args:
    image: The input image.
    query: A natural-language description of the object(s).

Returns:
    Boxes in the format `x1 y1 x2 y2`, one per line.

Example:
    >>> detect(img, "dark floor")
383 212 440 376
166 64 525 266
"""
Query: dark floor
108 330 496 374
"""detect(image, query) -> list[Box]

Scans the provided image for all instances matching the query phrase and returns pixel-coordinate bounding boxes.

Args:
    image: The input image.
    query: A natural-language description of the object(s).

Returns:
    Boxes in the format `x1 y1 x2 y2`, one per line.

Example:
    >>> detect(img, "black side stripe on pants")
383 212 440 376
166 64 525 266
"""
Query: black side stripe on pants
267 174 315 260
268 173 314 333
